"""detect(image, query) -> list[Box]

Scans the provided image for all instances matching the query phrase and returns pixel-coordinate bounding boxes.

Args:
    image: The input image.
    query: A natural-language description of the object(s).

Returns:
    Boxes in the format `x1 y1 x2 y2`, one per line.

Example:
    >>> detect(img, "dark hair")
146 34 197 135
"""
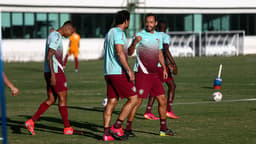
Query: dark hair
63 20 75 28
115 10 130 25
145 13 157 21
157 20 167 30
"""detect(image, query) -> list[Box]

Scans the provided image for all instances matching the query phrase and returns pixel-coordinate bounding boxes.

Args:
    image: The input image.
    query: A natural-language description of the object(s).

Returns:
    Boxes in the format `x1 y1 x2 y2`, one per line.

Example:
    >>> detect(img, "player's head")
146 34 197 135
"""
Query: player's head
62 21 75 37
145 13 158 33
115 10 130 29
157 20 167 32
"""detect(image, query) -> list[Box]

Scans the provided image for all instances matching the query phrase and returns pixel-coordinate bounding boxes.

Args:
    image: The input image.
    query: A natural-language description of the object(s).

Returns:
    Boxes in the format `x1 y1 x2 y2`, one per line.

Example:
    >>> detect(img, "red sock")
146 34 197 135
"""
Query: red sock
114 119 123 129
75 57 78 70
104 127 111 136
64 55 68 67
59 106 70 127
145 104 152 113
160 119 167 131
125 120 133 131
32 102 50 122
167 100 173 112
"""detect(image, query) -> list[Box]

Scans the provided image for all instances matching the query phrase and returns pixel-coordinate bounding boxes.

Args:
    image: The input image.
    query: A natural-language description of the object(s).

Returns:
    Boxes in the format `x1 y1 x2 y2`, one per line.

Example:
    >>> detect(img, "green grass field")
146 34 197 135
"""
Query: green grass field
4 55 256 144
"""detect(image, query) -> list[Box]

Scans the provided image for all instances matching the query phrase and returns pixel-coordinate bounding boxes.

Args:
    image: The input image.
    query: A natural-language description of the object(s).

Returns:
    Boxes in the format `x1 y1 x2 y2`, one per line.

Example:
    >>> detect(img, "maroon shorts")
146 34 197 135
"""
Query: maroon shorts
44 72 68 93
105 73 137 99
135 72 165 99
157 67 174 83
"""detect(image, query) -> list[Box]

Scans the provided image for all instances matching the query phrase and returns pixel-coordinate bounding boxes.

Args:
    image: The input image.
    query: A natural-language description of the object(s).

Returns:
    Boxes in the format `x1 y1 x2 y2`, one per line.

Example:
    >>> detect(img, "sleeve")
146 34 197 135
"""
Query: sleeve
48 34 60 51
163 33 170 45
114 31 125 45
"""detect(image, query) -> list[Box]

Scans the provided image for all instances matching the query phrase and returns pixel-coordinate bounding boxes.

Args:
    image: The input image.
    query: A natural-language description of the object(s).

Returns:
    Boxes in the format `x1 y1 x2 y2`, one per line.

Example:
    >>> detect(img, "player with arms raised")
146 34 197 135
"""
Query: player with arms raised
124 14 176 137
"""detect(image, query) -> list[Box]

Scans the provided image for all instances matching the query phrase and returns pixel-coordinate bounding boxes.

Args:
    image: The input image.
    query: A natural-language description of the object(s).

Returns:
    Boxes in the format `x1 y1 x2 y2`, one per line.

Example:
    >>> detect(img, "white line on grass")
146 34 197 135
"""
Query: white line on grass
174 98 256 105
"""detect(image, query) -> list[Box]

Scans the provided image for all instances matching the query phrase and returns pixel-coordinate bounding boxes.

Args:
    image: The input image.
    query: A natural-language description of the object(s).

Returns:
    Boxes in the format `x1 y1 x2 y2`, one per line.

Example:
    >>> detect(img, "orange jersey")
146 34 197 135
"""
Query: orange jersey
69 32 80 51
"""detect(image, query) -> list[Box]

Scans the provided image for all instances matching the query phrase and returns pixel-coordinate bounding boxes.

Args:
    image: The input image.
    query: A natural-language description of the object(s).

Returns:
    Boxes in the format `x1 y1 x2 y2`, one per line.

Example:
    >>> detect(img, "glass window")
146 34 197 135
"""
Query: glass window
60 13 70 26
1 12 11 38
35 13 47 38
12 12 23 38
48 13 59 30
24 13 35 38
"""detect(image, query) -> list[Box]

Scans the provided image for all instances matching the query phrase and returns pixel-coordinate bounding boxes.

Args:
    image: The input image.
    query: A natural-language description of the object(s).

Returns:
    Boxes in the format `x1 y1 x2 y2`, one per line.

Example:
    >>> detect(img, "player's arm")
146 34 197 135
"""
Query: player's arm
163 43 178 75
47 48 56 86
115 44 134 81
159 49 168 79
128 36 142 56
3 72 19 96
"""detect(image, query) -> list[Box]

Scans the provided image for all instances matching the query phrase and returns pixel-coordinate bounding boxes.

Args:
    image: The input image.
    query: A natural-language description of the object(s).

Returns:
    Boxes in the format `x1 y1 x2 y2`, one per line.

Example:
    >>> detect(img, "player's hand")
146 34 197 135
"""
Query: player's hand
10 86 19 96
169 63 178 75
128 70 135 81
50 73 56 86
134 36 142 45
163 69 168 79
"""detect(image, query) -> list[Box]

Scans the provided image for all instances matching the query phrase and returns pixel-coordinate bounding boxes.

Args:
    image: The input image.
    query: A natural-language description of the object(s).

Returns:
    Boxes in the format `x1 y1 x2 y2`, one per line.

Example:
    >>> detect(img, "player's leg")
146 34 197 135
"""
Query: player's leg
104 97 118 141
166 80 179 119
25 74 56 135
74 51 79 72
152 75 176 136
155 94 175 136
124 97 143 137
144 96 159 120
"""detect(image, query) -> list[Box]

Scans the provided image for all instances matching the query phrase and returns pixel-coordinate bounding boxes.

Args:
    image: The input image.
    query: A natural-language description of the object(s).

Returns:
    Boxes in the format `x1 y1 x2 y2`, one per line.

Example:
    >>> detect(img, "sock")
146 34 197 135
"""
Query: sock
64 55 68 67
167 100 173 112
113 119 123 129
59 106 70 128
32 102 50 122
104 127 111 136
125 120 133 131
145 104 152 113
75 57 79 70
160 119 167 131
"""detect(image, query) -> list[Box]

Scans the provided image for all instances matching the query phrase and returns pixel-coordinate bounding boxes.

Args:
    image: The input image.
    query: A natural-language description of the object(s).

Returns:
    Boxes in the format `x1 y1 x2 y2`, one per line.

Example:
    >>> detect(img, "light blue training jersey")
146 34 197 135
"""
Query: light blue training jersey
104 27 128 75
133 30 163 73
44 31 64 73
158 32 171 67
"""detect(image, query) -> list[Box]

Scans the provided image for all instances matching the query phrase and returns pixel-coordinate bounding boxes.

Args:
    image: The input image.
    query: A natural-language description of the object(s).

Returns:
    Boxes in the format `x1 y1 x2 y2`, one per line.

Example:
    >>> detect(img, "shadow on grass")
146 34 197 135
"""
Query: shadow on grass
67 105 145 119
7 116 102 140
201 86 213 89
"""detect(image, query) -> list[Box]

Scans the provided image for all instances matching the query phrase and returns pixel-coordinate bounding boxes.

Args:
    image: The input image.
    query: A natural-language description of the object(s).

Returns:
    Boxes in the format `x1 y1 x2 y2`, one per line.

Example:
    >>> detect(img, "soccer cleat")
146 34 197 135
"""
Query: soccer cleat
144 113 160 120
110 126 127 140
75 69 78 72
64 127 74 135
64 127 83 135
25 119 35 135
103 135 115 141
166 110 179 119
124 130 136 137
160 129 176 136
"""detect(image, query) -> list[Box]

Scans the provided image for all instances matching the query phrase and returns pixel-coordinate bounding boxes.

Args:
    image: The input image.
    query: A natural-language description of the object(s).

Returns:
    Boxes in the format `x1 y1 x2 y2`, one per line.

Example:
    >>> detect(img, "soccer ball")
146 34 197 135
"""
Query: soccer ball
212 92 223 102
102 97 108 107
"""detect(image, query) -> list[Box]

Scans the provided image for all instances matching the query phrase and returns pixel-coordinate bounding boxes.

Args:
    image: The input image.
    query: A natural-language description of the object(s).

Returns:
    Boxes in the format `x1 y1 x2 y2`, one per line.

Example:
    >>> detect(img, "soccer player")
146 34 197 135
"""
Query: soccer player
63 27 80 72
103 10 138 141
3 72 19 96
25 21 81 135
125 13 176 137
144 20 179 120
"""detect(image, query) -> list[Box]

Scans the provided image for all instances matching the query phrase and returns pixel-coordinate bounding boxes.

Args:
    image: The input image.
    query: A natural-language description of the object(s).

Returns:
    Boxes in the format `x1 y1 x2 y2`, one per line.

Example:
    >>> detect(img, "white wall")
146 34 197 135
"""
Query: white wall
1 39 105 62
1 37 255 62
